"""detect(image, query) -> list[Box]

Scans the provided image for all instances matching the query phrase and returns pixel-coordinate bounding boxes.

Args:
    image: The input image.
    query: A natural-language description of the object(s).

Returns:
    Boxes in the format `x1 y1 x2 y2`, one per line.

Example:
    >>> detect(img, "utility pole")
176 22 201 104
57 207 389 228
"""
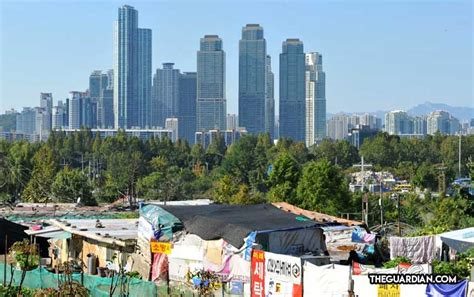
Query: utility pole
397 193 401 236
458 134 462 178
353 156 372 225
379 181 383 226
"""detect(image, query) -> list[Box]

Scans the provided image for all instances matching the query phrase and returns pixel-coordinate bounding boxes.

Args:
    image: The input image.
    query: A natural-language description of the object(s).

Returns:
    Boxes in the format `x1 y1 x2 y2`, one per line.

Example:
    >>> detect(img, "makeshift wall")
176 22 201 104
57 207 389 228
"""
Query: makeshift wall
49 238 69 268
303 262 433 297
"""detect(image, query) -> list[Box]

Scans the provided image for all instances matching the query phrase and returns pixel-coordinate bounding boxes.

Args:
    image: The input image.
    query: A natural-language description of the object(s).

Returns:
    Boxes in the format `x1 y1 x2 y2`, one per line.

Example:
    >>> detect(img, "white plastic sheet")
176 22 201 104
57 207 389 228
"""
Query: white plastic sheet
439 227 474 253
303 263 350 297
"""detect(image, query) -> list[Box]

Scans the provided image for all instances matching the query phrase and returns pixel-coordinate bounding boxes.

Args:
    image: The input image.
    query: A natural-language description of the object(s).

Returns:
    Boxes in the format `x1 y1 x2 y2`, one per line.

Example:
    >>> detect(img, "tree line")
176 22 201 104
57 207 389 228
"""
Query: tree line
0 130 472 231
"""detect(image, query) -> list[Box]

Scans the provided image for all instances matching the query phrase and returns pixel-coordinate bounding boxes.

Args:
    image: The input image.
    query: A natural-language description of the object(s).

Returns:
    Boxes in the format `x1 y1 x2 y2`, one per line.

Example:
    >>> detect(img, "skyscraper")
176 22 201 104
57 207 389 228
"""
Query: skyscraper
197 35 226 132
89 71 108 101
327 114 350 140
152 63 180 128
40 93 53 132
165 117 179 142
226 114 238 130
178 72 197 144
113 5 151 129
238 24 266 134
69 91 83 129
384 110 412 135
265 55 275 139
100 89 114 128
305 52 326 146
52 100 66 129
279 39 306 142
427 110 460 135
412 116 427 135
138 28 152 128
16 107 36 136
90 70 110 128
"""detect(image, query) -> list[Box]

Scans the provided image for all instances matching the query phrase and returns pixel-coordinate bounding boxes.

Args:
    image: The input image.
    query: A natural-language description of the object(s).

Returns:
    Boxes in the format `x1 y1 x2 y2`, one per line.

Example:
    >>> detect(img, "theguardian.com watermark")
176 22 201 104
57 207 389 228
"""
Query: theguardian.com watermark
368 274 458 285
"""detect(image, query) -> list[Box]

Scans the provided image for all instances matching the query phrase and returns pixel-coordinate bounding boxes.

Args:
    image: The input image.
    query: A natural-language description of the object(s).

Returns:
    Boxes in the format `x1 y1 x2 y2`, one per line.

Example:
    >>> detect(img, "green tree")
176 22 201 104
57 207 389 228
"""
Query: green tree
359 133 398 167
103 151 143 205
230 184 265 205
267 152 300 203
213 175 240 204
296 159 350 215
312 139 359 169
425 197 471 230
137 156 183 202
205 134 227 169
22 146 57 203
412 163 438 190
4 141 35 200
51 166 95 205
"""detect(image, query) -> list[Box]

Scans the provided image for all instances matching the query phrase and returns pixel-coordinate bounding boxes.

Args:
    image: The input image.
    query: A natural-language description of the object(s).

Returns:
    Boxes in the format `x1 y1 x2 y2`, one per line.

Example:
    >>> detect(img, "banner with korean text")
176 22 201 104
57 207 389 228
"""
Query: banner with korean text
251 250 302 297
251 250 265 297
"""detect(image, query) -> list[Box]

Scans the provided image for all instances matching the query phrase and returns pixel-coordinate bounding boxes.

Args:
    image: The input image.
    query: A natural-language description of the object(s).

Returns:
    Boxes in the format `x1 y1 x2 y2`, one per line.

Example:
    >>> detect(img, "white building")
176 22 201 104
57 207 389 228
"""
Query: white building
427 110 460 135
305 52 326 147
165 117 179 142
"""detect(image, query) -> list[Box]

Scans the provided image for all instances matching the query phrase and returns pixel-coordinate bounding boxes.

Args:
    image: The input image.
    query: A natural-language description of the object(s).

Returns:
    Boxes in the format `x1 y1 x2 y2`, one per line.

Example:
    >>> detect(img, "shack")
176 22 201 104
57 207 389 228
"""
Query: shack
136 203 336 293
31 219 138 275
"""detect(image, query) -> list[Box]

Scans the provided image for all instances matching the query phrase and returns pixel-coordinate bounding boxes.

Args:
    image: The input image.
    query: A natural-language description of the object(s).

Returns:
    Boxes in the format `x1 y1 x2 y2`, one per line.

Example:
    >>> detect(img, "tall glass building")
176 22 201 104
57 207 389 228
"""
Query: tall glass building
89 71 108 101
68 91 83 129
40 93 53 133
89 70 110 128
113 5 151 129
279 39 306 142
178 72 197 144
265 55 275 139
152 63 180 128
238 24 266 134
138 28 152 128
197 35 226 132
305 52 326 146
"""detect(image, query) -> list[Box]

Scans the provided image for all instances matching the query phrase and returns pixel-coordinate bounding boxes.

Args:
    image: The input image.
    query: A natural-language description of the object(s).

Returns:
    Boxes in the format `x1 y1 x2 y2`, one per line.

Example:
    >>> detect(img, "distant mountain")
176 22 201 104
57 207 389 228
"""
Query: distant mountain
328 101 473 122
408 102 474 121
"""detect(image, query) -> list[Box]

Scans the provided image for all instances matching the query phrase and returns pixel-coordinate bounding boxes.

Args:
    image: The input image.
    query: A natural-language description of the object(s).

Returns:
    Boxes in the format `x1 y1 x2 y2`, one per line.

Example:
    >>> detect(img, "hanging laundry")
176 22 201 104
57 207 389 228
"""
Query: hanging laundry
389 235 436 263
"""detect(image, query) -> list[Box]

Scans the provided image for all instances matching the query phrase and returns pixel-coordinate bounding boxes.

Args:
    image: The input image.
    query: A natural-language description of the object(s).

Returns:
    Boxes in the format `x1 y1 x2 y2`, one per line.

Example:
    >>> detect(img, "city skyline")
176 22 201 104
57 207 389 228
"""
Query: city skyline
1 1 472 115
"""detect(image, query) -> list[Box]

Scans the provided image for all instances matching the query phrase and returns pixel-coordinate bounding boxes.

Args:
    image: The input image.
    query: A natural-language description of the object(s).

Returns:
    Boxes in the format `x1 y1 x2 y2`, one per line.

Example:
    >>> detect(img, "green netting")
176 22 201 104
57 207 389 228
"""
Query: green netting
0 263 158 297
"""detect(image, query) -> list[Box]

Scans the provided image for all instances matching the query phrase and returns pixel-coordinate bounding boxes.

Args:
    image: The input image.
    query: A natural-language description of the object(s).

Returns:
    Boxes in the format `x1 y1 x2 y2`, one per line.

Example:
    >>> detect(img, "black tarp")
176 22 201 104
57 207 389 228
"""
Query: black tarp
160 204 324 248
0 218 49 257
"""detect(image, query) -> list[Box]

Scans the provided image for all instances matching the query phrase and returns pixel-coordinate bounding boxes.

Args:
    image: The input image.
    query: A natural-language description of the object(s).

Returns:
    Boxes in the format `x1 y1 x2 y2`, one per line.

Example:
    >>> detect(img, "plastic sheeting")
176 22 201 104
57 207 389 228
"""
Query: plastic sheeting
139 204 182 241
167 233 251 283
426 280 468 297
268 228 326 255
439 227 474 253
303 263 349 297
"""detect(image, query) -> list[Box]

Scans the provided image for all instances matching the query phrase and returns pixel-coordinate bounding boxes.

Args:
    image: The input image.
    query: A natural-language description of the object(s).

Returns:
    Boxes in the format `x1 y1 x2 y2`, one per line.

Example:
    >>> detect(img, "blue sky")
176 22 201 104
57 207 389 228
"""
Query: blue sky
0 0 472 115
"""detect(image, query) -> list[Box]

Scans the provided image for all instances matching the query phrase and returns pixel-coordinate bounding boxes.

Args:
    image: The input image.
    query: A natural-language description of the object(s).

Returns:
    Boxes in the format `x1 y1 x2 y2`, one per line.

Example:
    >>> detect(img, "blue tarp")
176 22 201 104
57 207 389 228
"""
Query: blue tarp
426 280 468 297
